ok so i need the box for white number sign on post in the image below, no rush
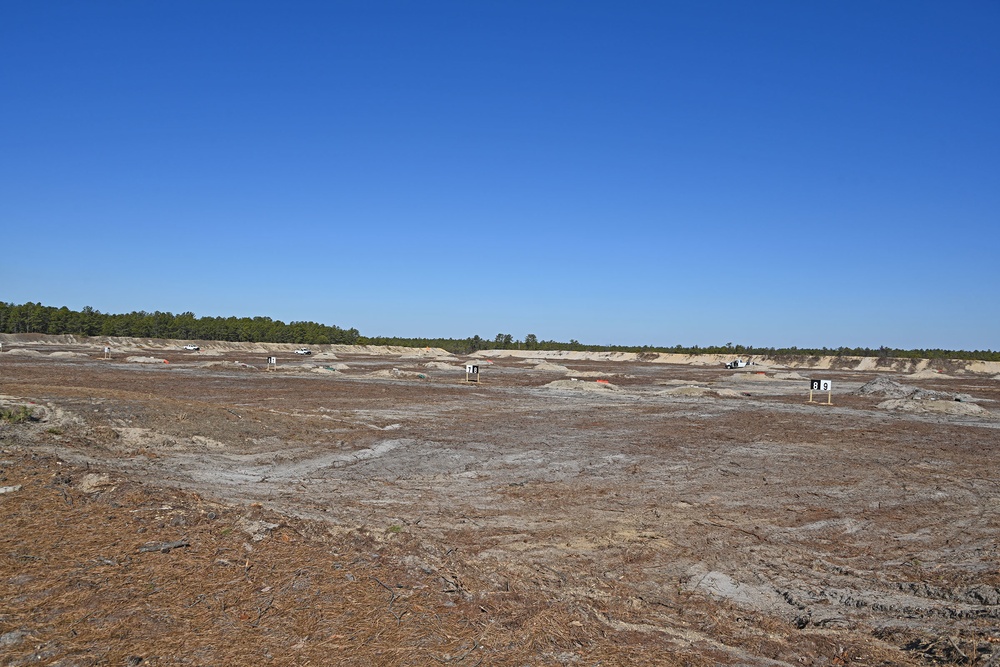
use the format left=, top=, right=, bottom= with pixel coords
left=808, top=379, right=833, bottom=404
left=465, top=364, right=480, bottom=383
left=267, top=356, right=277, bottom=371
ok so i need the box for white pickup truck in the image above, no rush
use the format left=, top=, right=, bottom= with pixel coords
left=725, top=359, right=752, bottom=369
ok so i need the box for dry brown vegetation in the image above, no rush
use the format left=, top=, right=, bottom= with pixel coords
left=1, top=337, right=999, bottom=665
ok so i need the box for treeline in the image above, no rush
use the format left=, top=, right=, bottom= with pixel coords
left=0, top=302, right=359, bottom=345
left=402, top=335, right=999, bottom=361
left=1, top=301, right=997, bottom=361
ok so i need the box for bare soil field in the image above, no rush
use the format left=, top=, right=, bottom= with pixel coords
left=2, top=336, right=999, bottom=665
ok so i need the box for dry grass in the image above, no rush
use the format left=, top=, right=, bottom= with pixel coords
left=4, top=346, right=1000, bottom=666
left=0, top=452, right=728, bottom=666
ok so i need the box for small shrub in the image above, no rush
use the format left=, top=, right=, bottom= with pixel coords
left=1, top=406, right=36, bottom=424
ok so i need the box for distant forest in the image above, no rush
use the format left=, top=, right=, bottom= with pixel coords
left=1, top=301, right=997, bottom=361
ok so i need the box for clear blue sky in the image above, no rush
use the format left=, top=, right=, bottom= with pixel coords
left=2, top=2, right=998, bottom=350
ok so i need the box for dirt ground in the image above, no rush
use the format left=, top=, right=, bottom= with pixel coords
left=2, top=338, right=999, bottom=666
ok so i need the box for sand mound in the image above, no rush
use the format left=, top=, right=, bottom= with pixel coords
left=198, top=361, right=235, bottom=368
left=195, top=361, right=258, bottom=371
left=278, top=363, right=349, bottom=374
left=660, top=386, right=744, bottom=398
left=280, top=363, right=316, bottom=373
left=909, top=369, right=955, bottom=379
left=877, top=399, right=994, bottom=418
left=126, top=356, right=168, bottom=364
left=311, top=367, right=343, bottom=375
left=367, top=369, right=426, bottom=379
left=661, top=386, right=713, bottom=397
left=726, top=372, right=776, bottom=382
left=49, top=351, right=90, bottom=359
left=320, top=362, right=350, bottom=371
left=534, top=362, right=571, bottom=373
left=424, top=362, right=461, bottom=370
left=855, top=377, right=975, bottom=402
left=4, top=349, right=42, bottom=357
left=543, top=379, right=619, bottom=392
left=772, top=371, right=807, bottom=381
left=855, top=377, right=913, bottom=398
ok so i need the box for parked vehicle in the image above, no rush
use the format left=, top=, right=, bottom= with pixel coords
left=725, top=359, right=751, bottom=369
left=294, top=348, right=312, bottom=355
left=183, top=344, right=200, bottom=351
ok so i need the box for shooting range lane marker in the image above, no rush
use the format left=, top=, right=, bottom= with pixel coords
left=807, top=379, right=833, bottom=405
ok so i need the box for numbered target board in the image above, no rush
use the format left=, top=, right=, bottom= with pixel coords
left=465, top=364, right=480, bottom=383
left=807, top=379, right=833, bottom=404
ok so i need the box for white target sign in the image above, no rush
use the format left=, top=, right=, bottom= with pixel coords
left=810, top=379, right=832, bottom=391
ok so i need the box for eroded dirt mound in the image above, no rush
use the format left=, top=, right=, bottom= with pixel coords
left=877, top=398, right=995, bottom=417
left=855, top=376, right=914, bottom=398
left=659, top=385, right=744, bottom=398
left=126, top=356, right=168, bottom=364
left=198, top=360, right=258, bottom=370
left=309, top=367, right=343, bottom=375
left=367, top=368, right=427, bottom=379
left=534, top=361, right=571, bottom=373
left=855, top=376, right=978, bottom=404
left=49, top=351, right=90, bottom=359
left=724, top=372, right=775, bottom=382
left=0, top=396, right=69, bottom=426
left=543, top=379, right=619, bottom=391
left=317, top=362, right=350, bottom=371
left=4, top=348, right=43, bottom=357
left=424, top=361, right=460, bottom=370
